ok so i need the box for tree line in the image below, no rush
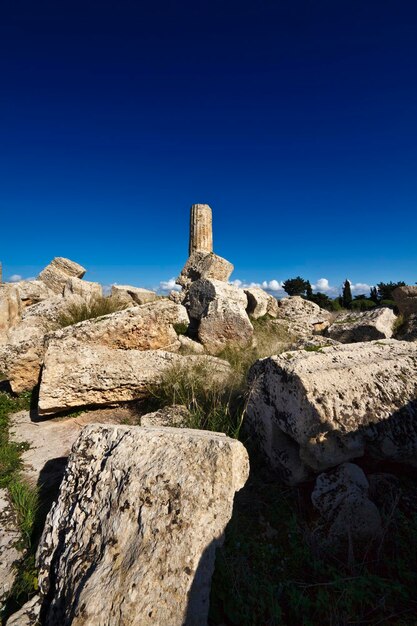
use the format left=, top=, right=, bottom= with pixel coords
left=281, top=277, right=407, bottom=312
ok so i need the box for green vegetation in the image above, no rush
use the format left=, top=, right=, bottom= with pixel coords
left=282, top=276, right=310, bottom=297
left=56, top=295, right=129, bottom=328
left=342, top=278, right=353, bottom=308
left=0, top=390, right=39, bottom=616
left=173, top=321, right=189, bottom=335
left=145, top=359, right=247, bottom=439
left=209, top=474, right=417, bottom=626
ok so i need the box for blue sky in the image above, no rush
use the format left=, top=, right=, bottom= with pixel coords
left=1, top=0, right=416, bottom=295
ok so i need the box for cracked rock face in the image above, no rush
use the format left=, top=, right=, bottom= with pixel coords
left=326, top=307, right=396, bottom=343
left=176, top=251, right=234, bottom=289
left=36, top=425, right=249, bottom=626
left=244, top=287, right=278, bottom=319
left=246, top=340, right=417, bottom=483
left=38, top=257, right=86, bottom=294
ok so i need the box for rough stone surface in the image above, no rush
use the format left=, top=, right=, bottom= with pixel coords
left=0, top=285, right=21, bottom=344
left=326, top=308, right=396, bottom=343
left=111, top=284, right=158, bottom=305
left=47, top=299, right=189, bottom=353
left=293, top=336, right=341, bottom=350
left=186, top=279, right=253, bottom=355
left=178, top=335, right=205, bottom=354
left=140, top=405, right=191, bottom=427
left=38, top=345, right=181, bottom=414
left=311, top=463, right=382, bottom=548
left=14, top=280, right=54, bottom=307
left=0, top=489, right=23, bottom=610
left=38, top=257, right=86, bottom=294
left=177, top=251, right=234, bottom=289
left=38, top=344, right=230, bottom=415
left=393, top=285, right=417, bottom=316
left=5, top=596, right=41, bottom=626
left=247, top=340, right=417, bottom=481
left=244, top=287, right=279, bottom=319
left=397, top=313, right=417, bottom=341
left=36, top=425, right=249, bottom=626
left=189, top=203, right=213, bottom=255
left=63, top=277, right=103, bottom=299
left=277, top=296, right=331, bottom=338
left=0, top=296, right=84, bottom=393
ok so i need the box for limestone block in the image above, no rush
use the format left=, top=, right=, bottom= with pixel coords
left=312, top=463, right=381, bottom=548
left=244, top=287, right=278, bottom=319
left=38, top=257, right=86, bottom=294
left=140, top=405, right=191, bottom=427
left=0, top=284, right=21, bottom=344
left=48, top=299, right=189, bottom=353
left=14, top=280, right=54, bottom=307
left=0, top=296, right=84, bottom=393
left=63, top=277, right=103, bottom=299
left=186, top=279, right=253, bottom=355
left=177, top=251, right=234, bottom=289
left=326, top=308, right=396, bottom=343
left=111, top=285, right=158, bottom=305
left=36, top=425, right=249, bottom=626
left=277, top=296, right=331, bottom=338
left=247, top=340, right=417, bottom=481
left=38, top=342, right=231, bottom=415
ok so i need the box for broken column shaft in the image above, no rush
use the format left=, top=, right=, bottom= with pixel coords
left=189, top=204, right=213, bottom=255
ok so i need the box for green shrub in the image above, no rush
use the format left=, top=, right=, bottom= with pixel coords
left=350, top=298, right=376, bottom=311
left=56, top=295, right=129, bottom=328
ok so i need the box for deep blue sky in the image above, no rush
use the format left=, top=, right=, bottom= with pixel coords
left=1, top=0, right=416, bottom=294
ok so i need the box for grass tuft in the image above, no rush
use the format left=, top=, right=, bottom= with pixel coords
left=56, top=295, right=129, bottom=328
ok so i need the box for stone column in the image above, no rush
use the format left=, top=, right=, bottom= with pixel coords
left=189, top=204, right=213, bottom=255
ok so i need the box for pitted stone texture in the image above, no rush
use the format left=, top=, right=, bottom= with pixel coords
left=140, top=405, right=191, bottom=427
left=177, top=251, right=234, bottom=289
left=187, top=279, right=253, bottom=355
left=0, top=489, right=23, bottom=610
left=244, top=287, right=279, bottom=319
left=0, top=284, right=21, bottom=344
left=393, top=285, right=417, bottom=317
left=63, top=277, right=103, bottom=299
left=38, top=257, right=86, bottom=294
left=311, top=463, right=382, bottom=548
left=326, top=308, right=396, bottom=343
left=179, top=335, right=205, bottom=354
left=38, top=343, right=231, bottom=415
left=47, top=299, right=189, bottom=353
left=189, top=203, right=213, bottom=255
left=14, top=280, right=55, bottom=307
left=38, top=345, right=181, bottom=414
left=111, top=285, right=158, bottom=305
left=0, top=295, right=84, bottom=393
left=277, top=296, right=331, bottom=338
left=36, top=425, right=249, bottom=626
left=247, top=340, right=417, bottom=481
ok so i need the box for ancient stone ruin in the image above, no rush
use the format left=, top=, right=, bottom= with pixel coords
left=189, top=203, right=213, bottom=255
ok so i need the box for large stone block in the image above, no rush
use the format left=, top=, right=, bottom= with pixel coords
left=36, top=425, right=249, bottom=626
left=247, top=340, right=417, bottom=483
left=38, top=257, right=86, bottom=294
left=326, top=307, right=396, bottom=343
left=186, top=279, right=253, bottom=355
left=177, top=251, right=234, bottom=289
left=244, top=287, right=278, bottom=319
left=48, top=299, right=189, bottom=352
left=111, top=284, right=158, bottom=305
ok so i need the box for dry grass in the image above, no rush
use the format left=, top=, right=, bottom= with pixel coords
left=56, top=295, right=129, bottom=328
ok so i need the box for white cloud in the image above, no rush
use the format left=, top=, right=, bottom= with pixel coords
left=158, top=278, right=181, bottom=293
left=8, top=274, right=23, bottom=282
left=313, top=278, right=332, bottom=292
left=349, top=282, right=371, bottom=295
